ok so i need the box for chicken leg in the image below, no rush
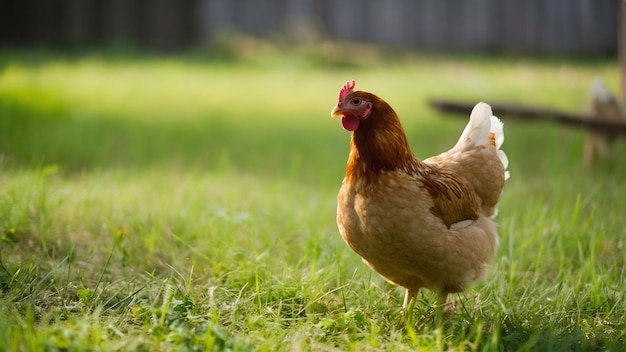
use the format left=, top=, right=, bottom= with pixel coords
left=403, top=288, right=419, bottom=309
left=437, top=291, right=456, bottom=314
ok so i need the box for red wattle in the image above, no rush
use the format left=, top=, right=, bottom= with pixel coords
left=341, top=116, right=360, bottom=131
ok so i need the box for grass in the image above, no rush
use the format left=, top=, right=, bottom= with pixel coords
left=1, top=47, right=625, bottom=351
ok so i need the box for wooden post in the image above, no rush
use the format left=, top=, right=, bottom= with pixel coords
left=621, top=0, right=626, bottom=104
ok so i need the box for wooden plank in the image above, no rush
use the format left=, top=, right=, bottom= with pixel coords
left=429, top=99, right=626, bottom=134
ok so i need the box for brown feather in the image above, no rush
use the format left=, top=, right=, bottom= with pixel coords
left=417, top=164, right=480, bottom=228
left=346, top=92, right=414, bottom=182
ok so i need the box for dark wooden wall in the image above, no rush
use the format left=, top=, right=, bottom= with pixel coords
left=0, top=0, right=618, bottom=54
left=0, top=0, right=200, bottom=51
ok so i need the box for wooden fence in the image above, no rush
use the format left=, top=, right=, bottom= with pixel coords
left=0, top=0, right=619, bottom=54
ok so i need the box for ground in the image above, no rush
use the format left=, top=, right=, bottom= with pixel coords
left=0, top=48, right=624, bottom=351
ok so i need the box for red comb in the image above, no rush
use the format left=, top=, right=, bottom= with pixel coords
left=338, top=80, right=355, bottom=102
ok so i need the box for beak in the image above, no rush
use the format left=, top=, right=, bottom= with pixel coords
left=331, top=104, right=343, bottom=118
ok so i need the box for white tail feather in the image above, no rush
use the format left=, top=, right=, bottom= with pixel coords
left=490, top=115, right=504, bottom=149
left=455, top=102, right=493, bottom=151
left=456, top=102, right=509, bottom=180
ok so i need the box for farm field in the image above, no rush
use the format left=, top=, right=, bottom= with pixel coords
left=0, top=49, right=624, bottom=351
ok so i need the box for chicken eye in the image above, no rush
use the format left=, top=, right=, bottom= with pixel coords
left=352, top=98, right=361, bottom=105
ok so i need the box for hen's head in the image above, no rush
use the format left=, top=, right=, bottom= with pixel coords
left=331, top=80, right=379, bottom=131
left=331, top=80, right=413, bottom=174
left=331, top=80, right=400, bottom=132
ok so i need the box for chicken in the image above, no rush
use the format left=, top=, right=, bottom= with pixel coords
left=331, top=80, right=509, bottom=311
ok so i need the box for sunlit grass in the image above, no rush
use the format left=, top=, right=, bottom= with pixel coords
left=0, top=49, right=624, bottom=350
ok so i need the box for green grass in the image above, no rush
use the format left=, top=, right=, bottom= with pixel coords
left=1, top=48, right=625, bottom=351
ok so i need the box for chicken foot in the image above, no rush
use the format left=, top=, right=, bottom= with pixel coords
left=403, top=288, right=457, bottom=313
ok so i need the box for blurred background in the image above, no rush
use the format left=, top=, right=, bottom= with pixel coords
left=0, top=0, right=623, bottom=180
left=0, top=0, right=619, bottom=55
left=1, top=3, right=625, bottom=350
